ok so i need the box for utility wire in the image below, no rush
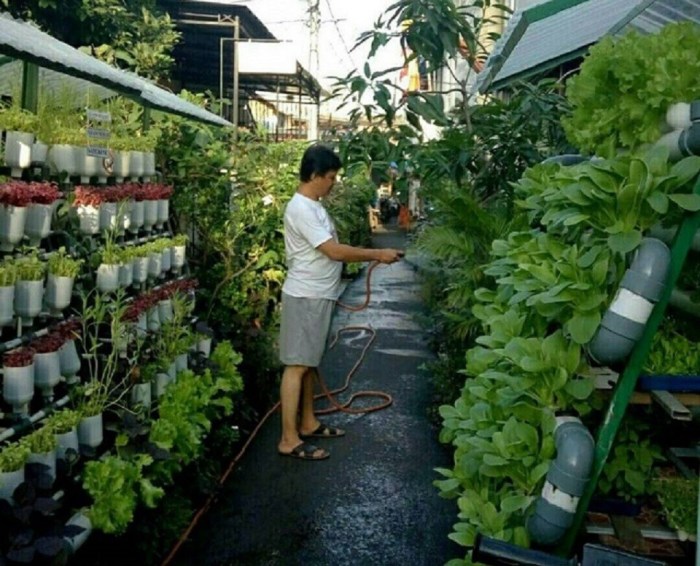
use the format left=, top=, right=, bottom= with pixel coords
left=323, top=0, right=358, bottom=72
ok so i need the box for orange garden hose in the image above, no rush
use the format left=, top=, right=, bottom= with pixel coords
left=161, top=261, right=392, bottom=565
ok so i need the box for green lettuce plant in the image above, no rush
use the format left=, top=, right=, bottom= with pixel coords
left=563, top=22, right=700, bottom=157
left=15, top=253, right=45, bottom=282
left=45, top=409, right=82, bottom=434
left=22, top=426, right=57, bottom=454
left=47, top=247, right=83, bottom=278
left=0, top=259, right=17, bottom=286
left=0, top=441, right=30, bottom=473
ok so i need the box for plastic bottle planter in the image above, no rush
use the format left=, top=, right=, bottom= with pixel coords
left=588, top=238, right=671, bottom=365
left=58, top=339, right=81, bottom=384
left=156, top=199, right=169, bottom=229
left=27, top=449, right=56, bottom=487
left=175, top=352, right=188, bottom=373
left=77, top=147, right=100, bottom=184
left=143, top=152, right=156, bottom=181
left=120, top=200, right=133, bottom=233
left=0, top=203, right=28, bottom=251
left=45, top=274, right=74, bottom=315
left=0, top=284, right=15, bottom=327
left=158, top=299, right=173, bottom=323
left=55, top=427, right=79, bottom=462
left=147, top=307, right=160, bottom=333
left=96, top=263, right=120, bottom=293
left=197, top=336, right=212, bottom=358
left=130, top=382, right=151, bottom=409
left=161, top=247, right=172, bottom=273
left=14, top=279, right=44, bottom=326
left=527, top=417, right=595, bottom=545
left=3, top=362, right=35, bottom=414
left=143, top=200, right=158, bottom=232
left=77, top=413, right=103, bottom=454
left=118, top=261, right=134, bottom=288
left=77, top=204, right=100, bottom=235
left=25, top=202, right=55, bottom=247
left=112, top=150, right=132, bottom=182
left=132, top=257, right=149, bottom=287
left=167, top=361, right=177, bottom=381
left=0, top=467, right=25, bottom=501
left=136, top=312, right=148, bottom=338
left=152, top=371, right=171, bottom=398
left=34, top=350, right=61, bottom=401
left=148, top=252, right=162, bottom=279
left=130, top=200, right=144, bottom=234
left=171, top=245, right=186, bottom=273
left=130, top=151, right=145, bottom=179
left=65, top=511, right=92, bottom=553
left=31, top=140, right=48, bottom=165
left=99, top=202, right=118, bottom=232
left=4, top=131, right=34, bottom=177
left=48, top=144, right=78, bottom=177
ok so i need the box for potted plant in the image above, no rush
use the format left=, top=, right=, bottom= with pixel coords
left=0, top=180, right=30, bottom=251
left=155, top=184, right=173, bottom=229
left=22, top=425, right=58, bottom=487
left=73, top=186, right=102, bottom=235
left=157, top=238, right=172, bottom=273
left=171, top=234, right=188, bottom=273
left=95, top=238, right=121, bottom=293
left=128, top=182, right=145, bottom=234
left=45, top=409, right=81, bottom=463
left=14, top=252, right=45, bottom=326
left=0, top=105, right=37, bottom=177
left=117, top=246, right=135, bottom=289
left=0, top=441, right=30, bottom=502
left=146, top=241, right=162, bottom=279
left=2, top=347, right=35, bottom=414
left=129, top=364, right=153, bottom=409
left=0, top=258, right=16, bottom=328
left=110, top=136, right=132, bottom=182
left=140, top=184, right=159, bottom=232
left=44, top=122, right=83, bottom=178
left=31, top=332, right=64, bottom=402
left=56, top=319, right=82, bottom=384
left=45, top=247, right=82, bottom=314
left=24, top=181, right=62, bottom=246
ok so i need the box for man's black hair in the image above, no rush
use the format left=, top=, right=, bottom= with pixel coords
left=299, top=144, right=342, bottom=182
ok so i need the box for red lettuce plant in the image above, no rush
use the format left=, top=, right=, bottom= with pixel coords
left=0, top=181, right=32, bottom=207
left=122, top=292, right=159, bottom=322
left=27, top=181, right=62, bottom=205
left=32, top=332, right=65, bottom=353
left=54, top=318, right=81, bottom=341
left=3, top=347, right=35, bottom=367
left=73, top=186, right=103, bottom=207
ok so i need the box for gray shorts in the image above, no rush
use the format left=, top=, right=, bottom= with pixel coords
left=279, top=293, right=335, bottom=367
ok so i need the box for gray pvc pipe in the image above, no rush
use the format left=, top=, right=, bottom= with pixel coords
left=648, top=224, right=700, bottom=253
left=656, top=122, right=700, bottom=161
left=528, top=417, right=595, bottom=545
left=588, top=238, right=670, bottom=365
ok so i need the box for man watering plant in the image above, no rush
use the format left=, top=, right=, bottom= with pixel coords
left=277, top=144, right=402, bottom=461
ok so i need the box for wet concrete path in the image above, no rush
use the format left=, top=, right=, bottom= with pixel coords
left=173, top=226, right=460, bottom=566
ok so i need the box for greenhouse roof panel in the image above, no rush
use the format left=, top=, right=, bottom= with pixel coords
left=476, top=0, right=700, bottom=93
left=0, top=14, right=232, bottom=127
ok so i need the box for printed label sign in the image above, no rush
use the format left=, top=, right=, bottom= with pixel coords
left=87, top=127, right=111, bottom=140
left=86, top=147, right=110, bottom=158
left=86, top=109, right=112, bottom=123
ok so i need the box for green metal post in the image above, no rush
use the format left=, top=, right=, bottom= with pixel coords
left=560, top=174, right=700, bottom=555
left=21, top=61, right=39, bottom=113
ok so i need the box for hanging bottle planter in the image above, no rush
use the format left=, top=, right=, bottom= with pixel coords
left=96, top=263, right=120, bottom=293
left=55, top=426, right=79, bottom=463
left=31, top=140, right=48, bottom=165
left=118, top=259, right=134, bottom=288
left=25, top=428, right=57, bottom=488
left=132, top=254, right=149, bottom=286
left=147, top=306, right=160, bottom=333
left=45, top=247, right=81, bottom=315
left=156, top=198, right=169, bottom=229
left=0, top=442, right=28, bottom=502
left=130, top=197, right=145, bottom=234
left=99, top=200, right=118, bottom=232
left=130, top=381, right=152, bottom=408
left=2, top=347, right=35, bottom=415
left=77, top=412, right=103, bottom=454
left=175, top=352, right=188, bottom=373
left=5, top=131, right=35, bottom=178
left=58, top=338, right=81, bottom=384
left=25, top=203, right=53, bottom=246
left=130, top=150, right=145, bottom=179
left=73, top=187, right=102, bottom=235
left=161, top=246, right=172, bottom=273
left=148, top=250, right=162, bottom=279
left=76, top=147, right=100, bottom=184
left=47, top=144, right=78, bottom=177
left=0, top=259, right=16, bottom=328
left=112, top=150, right=131, bottom=182
left=158, top=298, right=173, bottom=323
left=143, top=199, right=158, bottom=232
left=0, top=180, right=30, bottom=251
left=32, top=335, right=63, bottom=401
left=143, top=151, right=156, bottom=181
left=14, top=254, right=46, bottom=327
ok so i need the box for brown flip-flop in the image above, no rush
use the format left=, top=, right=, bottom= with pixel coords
left=300, top=424, right=346, bottom=439
left=278, top=442, right=329, bottom=461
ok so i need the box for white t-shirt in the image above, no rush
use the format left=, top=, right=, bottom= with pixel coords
left=282, top=192, right=342, bottom=299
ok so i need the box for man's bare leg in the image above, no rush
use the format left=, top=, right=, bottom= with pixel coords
left=278, top=365, right=326, bottom=457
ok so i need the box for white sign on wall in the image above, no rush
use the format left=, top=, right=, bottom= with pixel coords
left=237, top=42, right=297, bottom=75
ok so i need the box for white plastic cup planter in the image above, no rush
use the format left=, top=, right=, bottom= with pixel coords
left=130, top=151, right=145, bottom=179
left=33, top=350, right=61, bottom=400
left=132, top=257, right=149, bottom=286
left=147, top=307, right=160, bottom=332
left=143, top=200, right=158, bottom=231
left=143, top=152, right=156, bottom=178
left=55, top=427, right=79, bottom=462
left=175, top=352, right=188, bottom=373
left=120, top=200, right=133, bottom=232
left=48, top=144, right=78, bottom=177
left=118, top=261, right=134, bottom=288
left=158, top=299, right=173, bottom=323
left=0, top=468, right=25, bottom=502
left=77, top=204, right=100, bottom=235
left=161, top=247, right=172, bottom=272
left=77, top=147, right=100, bottom=184
left=25, top=203, right=53, bottom=246
left=27, top=449, right=56, bottom=487
left=58, top=339, right=81, bottom=384
left=77, top=413, right=103, bottom=453
left=99, top=202, right=118, bottom=231
left=96, top=263, right=120, bottom=293
left=65, top=511, right=92, bottom=553
left=171, top=245, right=186, bottom=273
left=156, top=199, right=169, bottom=229
left=112, top=151, right=131, bottom=182
left=45, top=274, right=74, bottom=314
left=136, top=312, right=148, bottom=338
left=5, top=131, right=34, bottom=177
left=31, top=141, right=48, bottom=165
left=131, top=383, right=152, bottom=409
left=197, top=337, right=212, bottom=358
left=0, top=204, right=28, bottom=251
left=148, top=252, right=162, bottom=278
left=152, top=371, right=170, bottom=398
left=167, top=361, right=177, bottom=381
left=3, top=363, right=34, bottom=414
left=0, top=285, right=15, bottom=327
left=14, top=279, right=44, bottom=325
left=130, top=200, right=144, bottom=233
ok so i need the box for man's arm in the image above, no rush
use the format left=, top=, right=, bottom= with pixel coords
left=317, top=240, right=403, bottom=264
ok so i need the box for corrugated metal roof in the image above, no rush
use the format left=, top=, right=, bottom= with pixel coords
left=476, top=0, right=700, bottom=93
left=0, top=13, right=232, bottom=127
